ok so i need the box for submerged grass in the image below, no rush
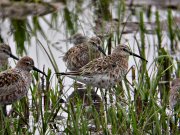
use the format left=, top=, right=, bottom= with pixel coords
left=0, top=0, right=180, bottom=135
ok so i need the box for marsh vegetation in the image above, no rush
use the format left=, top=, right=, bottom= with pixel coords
left=0, top=0, right=180, bottom=134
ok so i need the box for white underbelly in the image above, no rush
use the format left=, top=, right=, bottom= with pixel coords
left=68, top=74, right=118, bottom=89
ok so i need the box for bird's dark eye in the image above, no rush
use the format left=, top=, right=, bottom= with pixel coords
left=2, top=49, right=6, bottom=52
left=25, top=62, right=31, bottom=65
left=123, top=48, right=127, bottom=51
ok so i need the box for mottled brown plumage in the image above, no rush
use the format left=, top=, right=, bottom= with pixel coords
left=0, top=43, right=19, bottom=71
left=0, top=56, right=46, bottom=105
left=63, top=36, right=106, bottom=71
left=59, top=45, right=147, bottom=88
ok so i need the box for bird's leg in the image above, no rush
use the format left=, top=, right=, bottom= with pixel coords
left=86, top=85, right=93, bottom=106
left=2, top=105, right=7, bottom=117
left=93, top=87, right=99, bottom=103
left=104, top=89, right=108, bottom=113
left=103, top=89, right=108, bottom=128
left=99, top=88, right=107, bottom=112
left=105, top=90, right=107, bottom=104
left=109, top=89, right=113, bottom=104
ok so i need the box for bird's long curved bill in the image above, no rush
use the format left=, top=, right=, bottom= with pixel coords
left=9, top=53, right=19, bottom=60
left=97, top=46, right=106, bottom=56
left=33, top=66, right=47, bottom=77
left=129, top=51, right=148, bottom=62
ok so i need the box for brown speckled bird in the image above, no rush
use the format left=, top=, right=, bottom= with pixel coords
left=63, top=36, right=106, bottom=71
left=64, top=33, right=88, bottom=45
left=170, top=78, right=180, bottom=109
left=0, top=56, right=46, bottom=105
left=58, top=45, right=147, bottom=89
left=0, top=43, right=19, bottom=71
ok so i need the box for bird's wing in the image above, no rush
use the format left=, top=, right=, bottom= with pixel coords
left=79, top=55, right=116, bottom=75
left=63, top=44, right=88, bottom=62
left=0, top=70, right=25, bottom=96
left=60, top=55, right=117, bottom=76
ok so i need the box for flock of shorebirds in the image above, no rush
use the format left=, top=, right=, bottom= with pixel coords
left=0, top=32, right=179, bottom=114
